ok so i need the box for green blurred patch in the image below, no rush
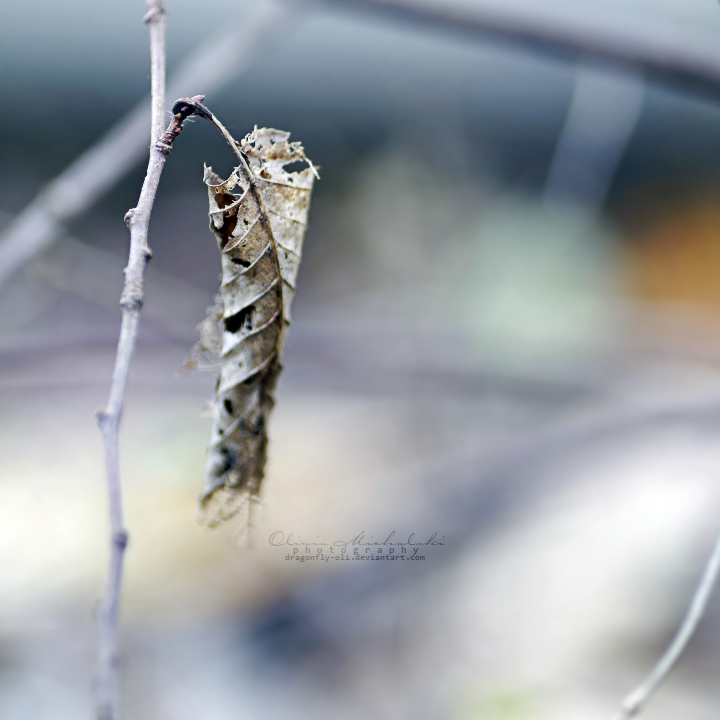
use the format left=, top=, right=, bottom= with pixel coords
left=452, top=685, right=547, bottom=720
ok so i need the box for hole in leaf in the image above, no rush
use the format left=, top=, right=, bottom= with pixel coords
left=218, top=447, right=237, bottom=475
left=215, top=191, right=238, bottom=209
left=224, top=399, right=234, bottom=414
left=250, top=414, right=265, bottom=434
left=224, top=305, right=254, bottom=333
left=219, top=213, right=237, bottom=246
left=231, top=257, right=251, bottom=267
left=282, top=160, right=309, bottom=174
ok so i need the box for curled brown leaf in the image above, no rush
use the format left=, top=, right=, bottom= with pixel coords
left=199, top=127, right=316, bottom=526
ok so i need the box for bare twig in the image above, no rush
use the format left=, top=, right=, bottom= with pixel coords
left=94, top=3, right=167, bottom=718
left=611, top=524, right=720, bottom=720
left=92, top=88, right=235, bottom=720
left=0, top=0, right=293, bottom=291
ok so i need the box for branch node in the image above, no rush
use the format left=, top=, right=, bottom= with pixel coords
left=143, top=7, right=165, bottom=25
left=154, top=139, right=173, bottom=156
left=112, top=530, right=129, bottom=551
left=171, top=96, right=212, bottom=119
left=120, top=293, right=144, bottom=311
left=124, top=209, right=136, bottom=226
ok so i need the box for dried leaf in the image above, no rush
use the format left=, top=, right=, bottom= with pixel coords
left=199, top=127, right=317, bottom=526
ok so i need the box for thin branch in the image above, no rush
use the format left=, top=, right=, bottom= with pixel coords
left=146, top=4, right=167, bottom=146
left=320, top=0, right=720, bottom=95
left=611, top=525, right=720, bottom=720
left=91, top=91, right=232, bottom=720
left=94, top=3, right=167, bottom=718
left=0, top=0, right=293, bottom=292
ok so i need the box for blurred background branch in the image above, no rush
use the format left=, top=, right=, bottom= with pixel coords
left=0, top=0, right=293, bottom=291
left=543, top=65, right=644, bottom=212
left=3, top=1, right=720, bottom=719
left=2, top=0, right=720, bottom=292
left=323, top=0, right=720, bottom=93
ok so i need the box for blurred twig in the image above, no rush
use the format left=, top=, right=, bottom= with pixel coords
left=323, top=0, right=720, bottom=93
left=0, top=0, right=293, bottom=292
left=32, top=235, right=207, bottom=341
left=544, top=64, right=644, bottom=211
left=611, top=525, right=720, bottom=720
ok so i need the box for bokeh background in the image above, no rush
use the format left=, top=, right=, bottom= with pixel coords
left=4, top=0, right=720, bottom=718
